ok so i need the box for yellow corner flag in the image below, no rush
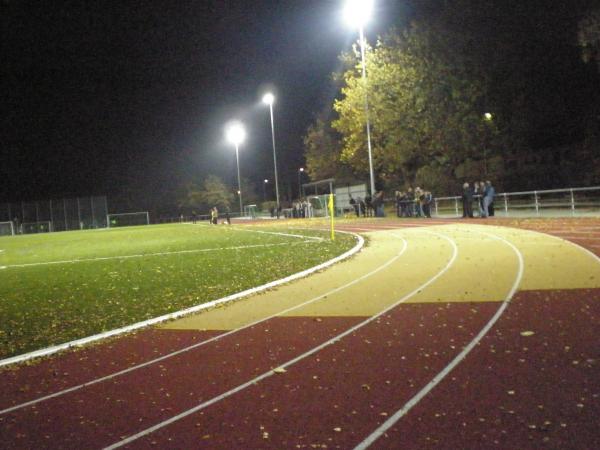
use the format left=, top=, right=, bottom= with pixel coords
left=328, top=193, right=335, bottom=241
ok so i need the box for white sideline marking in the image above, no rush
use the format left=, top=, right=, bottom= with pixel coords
left=102, top=231, right=457, bottom=449
left=0, top=231, right=362, bottom=369
left=353, top=228, right=525, bottom=449
left=1, top=241, right=317, bottom=270
left=236, top=228, right=324, bottom=241
left=0, top=233, right=404, bottom=415
left=193, top=222, right=324, bottom=242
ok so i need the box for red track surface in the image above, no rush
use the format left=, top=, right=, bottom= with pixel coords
left=1, top=217, right=599, bottom=449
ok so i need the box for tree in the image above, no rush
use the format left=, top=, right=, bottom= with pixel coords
left=333, top=25, right=496, bottom=190
left=183, top=175, right=233, bottom=213
left=303, top=113, right=356, bottom=183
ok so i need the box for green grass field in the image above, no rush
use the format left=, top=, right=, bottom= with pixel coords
left=0, top=223, right=356, bottom=359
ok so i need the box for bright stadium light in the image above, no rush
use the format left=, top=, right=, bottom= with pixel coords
left=262, top=91, right=280, bottom=212
left=225, top=121, right=246, bottom=214
left=262, top=92, right=275, bottom=106
left=343, top=0, right=374, bottom=29
left=226, top=121, right=246, bottom=146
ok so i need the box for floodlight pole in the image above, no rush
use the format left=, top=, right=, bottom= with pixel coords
left=358, top=26, right=376, bottom=197
left=235, top=143, right=243, bottom=214
left=263, top=179, right=268, bottom=202
left=267, top=102, right=281, bottom=210
left=298, top=168, right=304, bottom=198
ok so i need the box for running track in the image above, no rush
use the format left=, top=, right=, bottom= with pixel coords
left=1, top=217, right=599, bottom=449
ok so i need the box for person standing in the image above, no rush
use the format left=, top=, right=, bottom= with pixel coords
left=415, top=187, right=424, bottom=217
left=374, top=190, right=385, bottom=217
left=423, top=191, right=433, bottom=218
left=358, top=197, right=366, bottom=217
left=484, top=180, right=495, bottom=218
left=349, top=195, right=359, bottom=217
left=462, top=182, right=473, bottom=218
left=395, top=191, right=402, bottom=217
left=364, top=194, right=373, bottom=217
left=477, top=181, right=486, bottom=217
left=406, top=188, right=414, bottom=217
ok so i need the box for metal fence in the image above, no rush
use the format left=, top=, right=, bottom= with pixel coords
left=0, top=196, right=108, bottom=233
left=433, top=186, right=600, bottom=218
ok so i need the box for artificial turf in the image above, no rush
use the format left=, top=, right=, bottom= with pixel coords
left=0, top=223, right=356, bottom=359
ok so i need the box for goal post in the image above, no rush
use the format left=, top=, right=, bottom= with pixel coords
left=21, top=221, right=52, bottom=234
left=0, top=221, right=15, bottom=236
left=107, top=212, right=150, bottom=228
left=243, top=204, right=258, bottom=219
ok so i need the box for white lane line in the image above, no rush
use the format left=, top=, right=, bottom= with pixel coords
left=0, top=231, right=362, bottom=369
left=353, top=228, right=525, bottom=450
left=0, top=231, right=384, bottom=413
left=1, top=241, right=317, bottom=270
left=102, top=231, right=457, bottom=450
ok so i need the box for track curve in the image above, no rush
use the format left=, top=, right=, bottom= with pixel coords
left=1, top=219, right=599, bottom=449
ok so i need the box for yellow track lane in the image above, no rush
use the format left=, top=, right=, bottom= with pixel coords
left=162, top=224, right=600, bottom=331
left=161, top=229, right=409, bottom=330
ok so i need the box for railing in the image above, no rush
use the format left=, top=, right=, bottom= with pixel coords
left=433, top=186, right=600, bottom=218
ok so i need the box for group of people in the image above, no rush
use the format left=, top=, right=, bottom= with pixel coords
left=462, top=180, right=496, bottom=218
left=207, top=206, right=230, bottom=225
left=349, top=195, right=369, bottom=217
left=291, top=199, right=312, bottom=218
left=395, top=187, right=433, bottom=218
left=349, top=191, right=385, bottom=218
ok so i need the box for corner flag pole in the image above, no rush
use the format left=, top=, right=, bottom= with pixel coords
left=328, top=193, right=335, bottom=241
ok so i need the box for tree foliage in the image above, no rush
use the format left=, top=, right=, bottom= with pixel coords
left=184, top=175, right=233, bottom=213
left=332, top=25, right=496, bottom=190
left=303, top=113, right=356, bottom=183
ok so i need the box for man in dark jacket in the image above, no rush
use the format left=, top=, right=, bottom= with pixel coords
left=462, top=182, right=473, bottom=218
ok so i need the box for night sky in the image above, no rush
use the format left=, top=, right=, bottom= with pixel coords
left=2, top=0, right=404, bottom=206
left=2, top=1, right=597, bottom=209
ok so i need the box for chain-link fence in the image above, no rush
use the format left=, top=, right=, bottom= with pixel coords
left=0, top=196, right=108, bottom=233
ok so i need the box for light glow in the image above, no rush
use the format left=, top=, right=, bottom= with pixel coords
left=343, top=0, right=374, bottom=29
left=225, top=122, right=246, bottom=146
left=262, top=92, right=275, bottom=105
